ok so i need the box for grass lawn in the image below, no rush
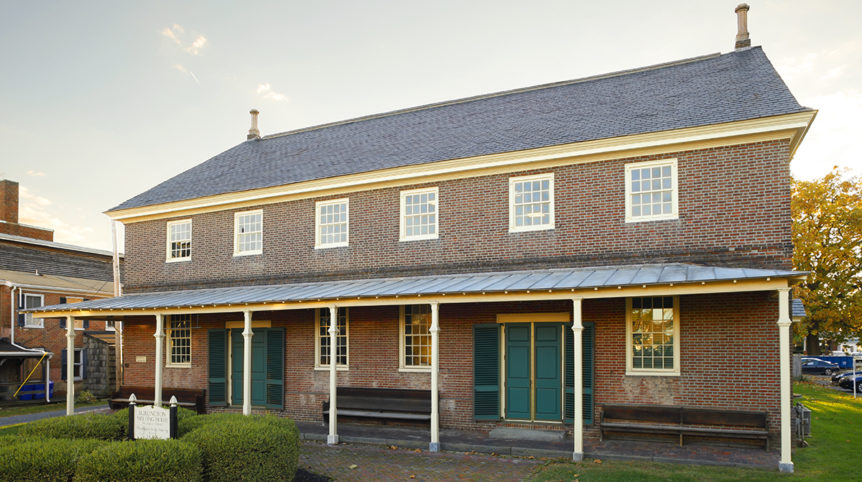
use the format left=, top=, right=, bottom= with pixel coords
left=0, top=400, right=107, bottom=418
left=529, top=382, right=861, bottom=481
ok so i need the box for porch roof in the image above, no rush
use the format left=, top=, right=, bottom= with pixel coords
left=26, top=263, right=802, bottom=316
left=0, top=339, right=48, bottom=358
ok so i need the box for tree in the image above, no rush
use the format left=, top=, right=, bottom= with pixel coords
left=792, top=167, right=862, bottom=355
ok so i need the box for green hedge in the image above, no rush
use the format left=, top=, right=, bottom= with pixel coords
left=75, top=439, right=202, bottom=482
left=183, top=414, right=300, bottom=481
left=0, top=438, right=106, bottom=481
left=18, top=412, right=124, bottom=440
left=178, top=412, right=248, bottom=436
left=113, top=405, right=198, bottom=438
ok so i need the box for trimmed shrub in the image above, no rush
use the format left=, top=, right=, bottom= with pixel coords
left=75, top=439, right=202, bottom=482
left=0, top=438, right=106, bottom=481
left=76, top=390, right=98, bottom=403
left=183, top=414, right=300, bottom=481
left=114, top=405, right=198, bottom=438
left=179, top=412, right=248, bottom=437
left=18, top=412, right=124, bottom=440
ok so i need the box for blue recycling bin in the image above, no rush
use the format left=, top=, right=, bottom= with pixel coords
left=17, top=381, right=54, bottom=401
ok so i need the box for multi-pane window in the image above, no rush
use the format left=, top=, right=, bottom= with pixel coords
left=628, top=297, right=679, bottom=374
left=400, top=188, right=438, bottom=241
left=23, top=294, right=43, bottom=328
left=625, top=159, right=678, bottom=222
left=234, top=210, right=263, bottom=255
left=509, top=173, right=554, bottom=232
left=402, top=305, right=432, bottom=368
left=166, top=219, right=192, bottom=261
left=315, top=199, right=349, bottom=248
left=73, top=348, right=84, bottom=380
left=167, top=314, right=191, bottom=366
left=317, top=308, right=348, bottom=367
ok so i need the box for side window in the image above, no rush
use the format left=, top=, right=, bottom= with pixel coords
left=315, top=199, right=349, bottom=249
left=400, top=188, right=438, bottom=241
left=625, top=159, right=678, bottom=222
left=234, top=210, right=263, bottom=256
left=626, top=296, right=680, bottom=376
left=23, top=294, right=44, bottom=328
left=166, top=219, right=192, bottom=261
left=316, top=308, right=348, bottom=367
left=509, top=173, right=554, bottom=232
left=400, top=305, right=432, bottom=370
left=166, top=314, right=192, bottom=367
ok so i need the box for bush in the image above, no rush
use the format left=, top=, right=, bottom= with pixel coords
left=76, top=390, right=98, bottom=404
left=75, top=439, right=202, bottom=482
left=0, top=438, right=106, bottom=481
left=114, top=405, right=198, bottom=438
left=18, top=412, right=124, bottom=440
left=179, top=412, right=248, bottom=437
left=183, top=414, right=300, bottom=481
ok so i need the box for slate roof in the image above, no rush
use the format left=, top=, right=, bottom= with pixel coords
left=112, top=47, right=809, bottom=212
left=0, top=235, right=115, bottom=283
left=27, top=263, right=802, bottom=313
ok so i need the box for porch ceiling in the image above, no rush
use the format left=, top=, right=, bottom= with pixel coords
left=25, top=263, right=803, bottom=318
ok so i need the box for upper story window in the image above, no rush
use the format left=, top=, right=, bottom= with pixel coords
left=316, top=308, right=348, bottom=368
left=234, top=210, right=263, bottom=256
left=626, top=296, right=680, bottom=376
left=400, top=187, right=438, bottom=241
left=23, top=293, right=44, bottom=328
left=315, top=199, right=349, bottom=249
left=167, top=314, right=192, bottom=367
left=400, top=305, right=432, bottom=370
left=509, top=173, right=554, bottom=232
left=166, top=219, right=192, bottom=262
left=625, top=159, right=678, bottom=222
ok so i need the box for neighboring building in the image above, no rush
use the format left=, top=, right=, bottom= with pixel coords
left=0, top=179, right=118, bottom=400
left=28, top=8, right=814, bottom=472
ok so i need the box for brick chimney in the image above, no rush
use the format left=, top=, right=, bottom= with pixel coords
left=247, top=109, right=261, bottom=140
left=0, top=179, right=53, bottom=241
left=735, top=4, right=751, bottom=49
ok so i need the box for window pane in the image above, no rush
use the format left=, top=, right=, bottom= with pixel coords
left=631, top=297, right=674, bottom=371
left=402, top=191, right=437, bottom=239
left=511, top=176, right=552, bottom=229
left=404, top=305, right=431, bottom=367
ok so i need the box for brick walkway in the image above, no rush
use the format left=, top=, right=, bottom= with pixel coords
left=300, top=440, right=543, bottom=481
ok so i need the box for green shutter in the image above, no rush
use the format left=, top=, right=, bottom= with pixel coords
left=265, top=328, right=284, bottom=409
left=473, top=324, right=500, bottom=420
left=208, top=329, right=227, bottom=407
left=565, top=322, right=594, bottom=425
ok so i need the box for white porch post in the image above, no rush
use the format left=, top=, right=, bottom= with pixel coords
left=777, top=287, right=794, bottom=473
left=571, top=297, right=584, bottom=461
left=242, top=310, right=253, bottom=416
left=154, top=314, right=165, bottom=408
left=65, top=315, right=75, bottom=415
left=327, top=305, right=339, bottom=445
left=429, top=302, right=440, bottom=452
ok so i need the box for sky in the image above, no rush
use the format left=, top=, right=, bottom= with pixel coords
left=0, top=0, right=859, bottom=251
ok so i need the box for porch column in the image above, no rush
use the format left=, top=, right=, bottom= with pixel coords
left=571, top=297, right=584, bottom=462
left=242, top=310, right=253, bottom=416
left=429, top=302, right=440, bottom=452
left=65, top=315, right=75, bottom=415
left=154, top=314, right=165, bottom=408
left=327, top=305, right=339, bottom=445
left=777, top=287, right=794, bottom=473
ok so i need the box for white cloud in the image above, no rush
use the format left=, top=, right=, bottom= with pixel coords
left=174, top=64, right=200, bottom=84
left=161, top=24, right=207, bottom=56
left=186, top=35, right=207, bottom=55
left=25, top=169, right=45, bottom=177
left=256, top=83, right=288, bottom=102
left=20, top=186, right=51, bottom=206
left=18, top=187, right=96, bottom=247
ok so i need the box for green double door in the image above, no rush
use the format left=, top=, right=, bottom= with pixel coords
left=506, top=324, right=562, bottom=421
left=230, top=328, right=267, bottom=407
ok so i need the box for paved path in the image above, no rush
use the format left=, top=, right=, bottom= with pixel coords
left=0, top=404, right=110, bottom=427
left=300, top=440, right=543, bottom=481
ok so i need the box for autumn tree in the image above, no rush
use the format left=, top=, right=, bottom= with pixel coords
left=792, top=167, right=862, bottom=355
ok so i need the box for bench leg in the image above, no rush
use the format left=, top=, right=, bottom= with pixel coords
left=679, top=433, right=683, bottom=447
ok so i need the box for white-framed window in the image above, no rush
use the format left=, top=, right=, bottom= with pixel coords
left=400, top=305, right=432, bottom=370
left=167, top=314, right=192, bottom=367
left=315, top=199, right=349, bottom=249
left=166, top=219, right=192, bottom=262
left=234, top=210, right=263, bottom=256
left=624, top=159, right=678, bottom=222
left=509, top=173, right=554, bottom=232
left=105, top=320, right=117, bottom=331
left=22, top=293, right=44, bottom=328
left=315, top=308, right=348, bottom=368
left=400, top=187, right=438, bottom=241
left=72, top=348, right=84, bottom=381
left=626, top=296, right=680, bottom=376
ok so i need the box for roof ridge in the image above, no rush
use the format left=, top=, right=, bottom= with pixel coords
left=261, top=51, right=724, bottom=141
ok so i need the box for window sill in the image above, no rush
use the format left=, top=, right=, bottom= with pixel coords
left=399, top=235, right=439, bottom=242
left=315, top=243, right=349, bottom=250
left=166, top=364, right=192, bottom=369
left=624, top=214, right=679, bottom=223
left=314, top=366, right=349, bottom=371
left=166, top=257, right=191, bottom=263
left=509, top=224, right=554, bottom=233
left=625, top=370, right=680, bottom=377
left=398, top=367, right=431, bottom=373
left=22, top=325, right=44, bottom=329
left=233, top=250, right=262, bottom=257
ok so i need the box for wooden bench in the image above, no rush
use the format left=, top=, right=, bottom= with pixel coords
left=322, top=387, right=432, bottom=423
left=600, top=405, right=769, bottom=449
left=109, top=386, right=207, bottom=414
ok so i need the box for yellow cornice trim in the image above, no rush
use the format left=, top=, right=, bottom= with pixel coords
left=107, top=111, right=815, bottom=224
left=225, top=320, right=271, bottom=329
left=32, top=278, right=790, bottom=318
left=497, top=312, right=570, bottom=323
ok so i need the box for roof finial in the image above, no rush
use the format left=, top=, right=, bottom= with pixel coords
left=247, top=109, right=260, bottom=140
left=735, top=4, right=751, bottom=49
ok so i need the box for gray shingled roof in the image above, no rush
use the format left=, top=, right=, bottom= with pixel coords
left=28, top=263, right=801, bottom=313
left=112, top=47, right=808, bottom=212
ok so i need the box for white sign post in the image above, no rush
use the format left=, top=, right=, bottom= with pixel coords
left=128, top=394, right=178, bottom=440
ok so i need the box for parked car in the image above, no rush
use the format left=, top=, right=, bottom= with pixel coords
left=838, top=373, right=862, bottom=393
left=801, top=358, right=840, bottom=375
left=832, top=370, right=858, bottom=385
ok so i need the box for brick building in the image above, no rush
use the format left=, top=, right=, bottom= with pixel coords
left=28, top=9, right=815, bottom=473
left=0, top=179, right=118, bottom=400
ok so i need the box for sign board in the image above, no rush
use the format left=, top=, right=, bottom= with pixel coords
left=134, top=405, right=171, bottom=440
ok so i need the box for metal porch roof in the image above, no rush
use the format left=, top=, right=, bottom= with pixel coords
left=26, top=263, right=802, bottom=314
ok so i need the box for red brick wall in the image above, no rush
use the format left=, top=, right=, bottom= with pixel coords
left=120, top=293, right=781, bottom=436
left=123, top=140, right=792, bottom=292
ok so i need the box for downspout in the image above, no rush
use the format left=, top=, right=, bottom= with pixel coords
left=112, top=220, right=123, bottom=389
left=9, top=284, right=16, bottom=345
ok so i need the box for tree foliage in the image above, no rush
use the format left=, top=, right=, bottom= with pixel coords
left=792, top=167, right=862, bottom=353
